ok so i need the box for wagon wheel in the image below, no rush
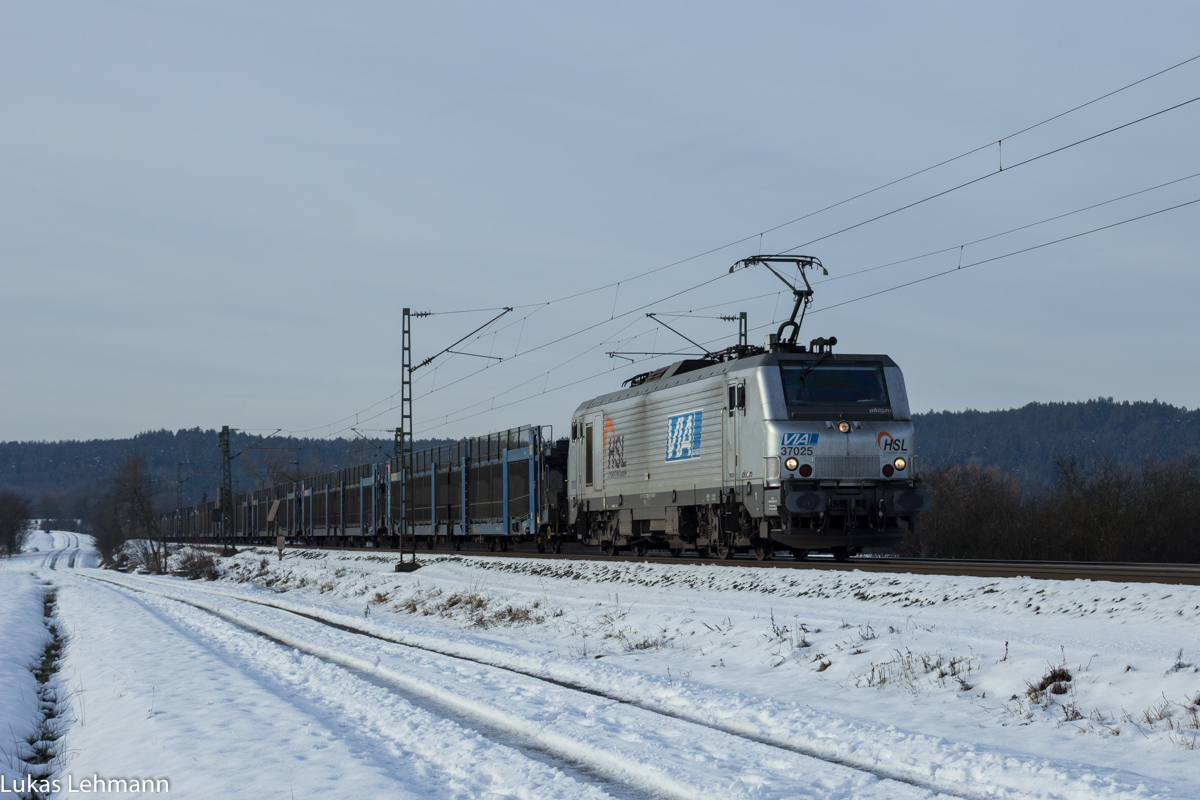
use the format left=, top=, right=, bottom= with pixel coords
left=536, top=537, right=546, bottom=554
left=451, top=536, right=462, bottom=552
left=790, top=548, right=808, bottom=560
left=631, top=541, right=647, bottom=557
left=716, top=545, right=736, bottom=560
left=550, top=537, right=563, bottom=554
left=602, top=541, right=619, bottom=557
left=694, top=546, right=710, bottom=558
left=753, top=543, right=774, bottom=561
left=499, top=539, right=509, bottom=552
left=831, top=546, right=851, bottom=562
left=668, top=548, right=683, bottom=557
left=486, top=539, right=497, bottom=552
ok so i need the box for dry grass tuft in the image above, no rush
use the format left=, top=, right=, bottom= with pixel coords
left=176, top=549, right=220, bottom=581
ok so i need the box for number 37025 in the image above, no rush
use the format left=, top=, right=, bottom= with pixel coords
left=780, top=446, right=814, bottom=457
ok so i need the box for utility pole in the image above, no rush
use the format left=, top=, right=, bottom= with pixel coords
left=219, top=426, right=233, bottom=554
left=396, top=307, right=418, bottom=571
left=176, top=461, right=190, bottom=541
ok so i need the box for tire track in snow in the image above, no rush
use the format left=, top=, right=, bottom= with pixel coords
left=78, top=571, right=938, bottom=800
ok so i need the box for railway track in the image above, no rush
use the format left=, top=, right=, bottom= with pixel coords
left=238, top=541, right=1200, bottom=586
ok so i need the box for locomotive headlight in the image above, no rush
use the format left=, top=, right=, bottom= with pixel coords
left=893, top=457, right=907, bottom=471
left=837, top=421, right=852, bottom=433
left=784, top=457, right=799, bottom=471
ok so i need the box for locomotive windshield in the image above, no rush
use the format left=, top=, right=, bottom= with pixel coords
left=779, top=362, right=889, bottom=411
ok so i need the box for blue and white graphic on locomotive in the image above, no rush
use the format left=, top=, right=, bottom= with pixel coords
left=664, top=410, right=703, bottom=462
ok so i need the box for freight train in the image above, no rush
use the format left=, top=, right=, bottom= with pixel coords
left=164, top=256, right=931, bottom=560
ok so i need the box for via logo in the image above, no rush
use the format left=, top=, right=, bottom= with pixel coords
left=665, top=410, right=703, bottom=462
left=877, top=431, right=908, bottom=452
left=782, top=432, right=819, bottom=446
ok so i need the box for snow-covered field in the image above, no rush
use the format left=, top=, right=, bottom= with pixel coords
left=2, top=534, right=1197, bottom=799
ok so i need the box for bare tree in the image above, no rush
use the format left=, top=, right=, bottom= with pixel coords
left=244, top=448, right=305, bottom=490
left=0, top=491, right=33, bottom=557
left=113, top=451, right=169, bottom=573
left=89, top=497, right=126, bottom=566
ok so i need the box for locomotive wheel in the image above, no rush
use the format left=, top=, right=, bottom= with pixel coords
left=669, top=548, right=683, bottom=557
left=831, top=546, right=851, bottom=562
left=451, top=536, right=462, bottom=551
left=602, top=542, right=618, bottom=557
left=499, top=539, right=509, bottom=552
left=631, top=541, right=647, bottom=557
left=694, top=546, right=710, bottom=558
left=550, top=537, right=563, bottom=554
left=753, top=544, right=773, bottom=561
left=487, top=539, right=497, bottom=553
left=716, top=545, right=736, bottom=560
left=536, top=538, right=546, bottom=553
left=790, top=548, right=808, bottom=560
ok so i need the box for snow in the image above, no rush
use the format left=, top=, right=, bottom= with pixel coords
left=0, top=561, right=50, bottom=788
left=3, top=534, right=1198, bottom=798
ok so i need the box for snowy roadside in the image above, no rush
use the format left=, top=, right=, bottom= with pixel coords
left=162, top=546, right=1200, bottom=797
left=0, top=564, right=53, bottom=789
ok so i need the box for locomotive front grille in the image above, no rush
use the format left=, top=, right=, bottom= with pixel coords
left=814, top=455, right=879, bottom=479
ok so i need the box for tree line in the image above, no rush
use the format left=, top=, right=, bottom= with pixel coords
left=0, top=427, right=453, bottom=510
left=914, top=397, right=1200, bottom=485
left=901, top=456, right=1200, bottom=562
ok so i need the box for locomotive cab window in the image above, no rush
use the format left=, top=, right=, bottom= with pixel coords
left=779, top=362, right=890, bottom=418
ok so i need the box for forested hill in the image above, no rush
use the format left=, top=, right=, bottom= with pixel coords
left=913, top=398, right=1200, bottom=484
left=4, top=400, right=1198, bottom=506
left=0, top=428, right=452, bottom=507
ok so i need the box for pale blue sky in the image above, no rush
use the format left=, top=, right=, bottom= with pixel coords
left=3, top=2, right=1198, bottom=441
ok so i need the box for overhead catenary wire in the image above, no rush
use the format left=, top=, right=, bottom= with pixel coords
left=295, top=53, right=1200, bottom=439
left=425, top=50, right=1200, bottom=318
left=805, top=196, right=1200, bottom=317
left=649, top=167, right=1200, bottom=317
left=368, top=189, right=1200, bottom=438
left=413, top=193, right=1200, bottom=436
left=776, top=93, right=1200, bottom=256
left=362, top=93, right=1200, bottom=427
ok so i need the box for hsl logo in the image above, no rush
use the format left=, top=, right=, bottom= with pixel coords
left=781, top=432, right=819, bottom=446
left=877, top=431, right=908, bottom=452
left=665, top=410, right=703, bottom=461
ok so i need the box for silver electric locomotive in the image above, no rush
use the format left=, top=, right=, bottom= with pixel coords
left=567, top=255, right=931, bottom=559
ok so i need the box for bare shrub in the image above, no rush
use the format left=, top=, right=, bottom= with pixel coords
left=394, top=585, right=556, bottom=628
left=113, top=452, right=169, bottom=573
left=857, top=648, right=975, bottom=693
left=176, top=549, right=220, bottom=580
left=89, top=503, right=126, bottom=566
left=1166, top=649, right=1195, bottom=675
left=0, top=490, right=33, bottom=556
left=904, top=456, right=1200, bottom=562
